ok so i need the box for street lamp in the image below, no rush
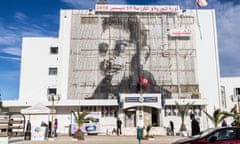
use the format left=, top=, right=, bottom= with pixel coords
left=48, top=93, right=60, bottom=137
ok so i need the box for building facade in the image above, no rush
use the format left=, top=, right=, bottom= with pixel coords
left=3, top=5, right=221, bottom=135
left=220, top=77, right=240, bottom=112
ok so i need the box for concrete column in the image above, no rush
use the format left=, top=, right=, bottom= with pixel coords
left=136, top=108, right=144, bottom=128
left=159, top=109, right=164, bottom=127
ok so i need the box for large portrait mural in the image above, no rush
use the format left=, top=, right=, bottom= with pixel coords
left=68, top=14, right=197, bottom=99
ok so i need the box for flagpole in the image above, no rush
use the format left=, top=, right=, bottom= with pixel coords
left=136, top=17, right=144, bottom=129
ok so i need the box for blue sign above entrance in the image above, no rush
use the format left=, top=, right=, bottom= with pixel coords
left=125, top=97, right=158, bottom=103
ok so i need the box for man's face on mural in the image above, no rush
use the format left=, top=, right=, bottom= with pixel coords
left=98, top=16, right=150, bottom=77
left=91, top=16, right=160, bottom=99
left=99, top=26, right=134, bottom=76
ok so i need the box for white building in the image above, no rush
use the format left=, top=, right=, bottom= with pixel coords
left=3, top=4, right=221, bottom=135
left=220, top=77, right=240, bottom=122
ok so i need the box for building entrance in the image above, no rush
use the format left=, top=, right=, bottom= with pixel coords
left=123, top=106, right=160, bottom=127
left=142, top=107, right=159, bottom=127
left=124, top=108, right=136, bottom=127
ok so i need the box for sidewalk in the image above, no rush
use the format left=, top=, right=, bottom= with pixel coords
left=24, top=135, right=183, bottom=144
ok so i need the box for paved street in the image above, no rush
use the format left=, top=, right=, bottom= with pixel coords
left=24, top=135, right=183, bottom=144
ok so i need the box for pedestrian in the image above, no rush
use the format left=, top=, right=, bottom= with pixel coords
left=221, top=119, right=227, bottom=127
left=117, top=118, right=122, bottom=136
left=169, top=120, right=174, bottom=136
left=25, top=120, right=31, bottom=140
left=231, top=120, right=236, bottom=126
left=41, top=121, right=48, bottom=138
left=54, top=118, right=58, bottom=137
left=190, top=113, right=200, bottom=136
left=8, top=118, right=13, bottom=133
left=48, top=121, right=52, bottom=137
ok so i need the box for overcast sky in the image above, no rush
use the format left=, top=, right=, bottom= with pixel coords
left=0, top=0, right=239, bottom=100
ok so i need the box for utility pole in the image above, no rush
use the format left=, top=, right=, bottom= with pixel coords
left=48, top=93, right=60, bottom=138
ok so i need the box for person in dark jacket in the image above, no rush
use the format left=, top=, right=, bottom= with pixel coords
left=116, top=118, right=122, bottom=136
left=48, top=121, right=52, bottom=137
left=25, top=120, right=31, bottom=140
left=190, top=114, right=200, bottom=136
left=169, top=120, right=174, bottom=136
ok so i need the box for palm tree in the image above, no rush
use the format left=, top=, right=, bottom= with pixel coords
left=175, top=102, right=193, bottom=131
left=222, top=104, right=240, bottom=126
left=71, top=110, right=91, bottom=140
left=203, top=108, right=226, bottom=128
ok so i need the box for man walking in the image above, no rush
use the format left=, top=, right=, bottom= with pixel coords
left=190, top=114, right=200, bottom=136
left=117, top=118, right=122, bottom=136
left=169, top=120, right=174, bottom=136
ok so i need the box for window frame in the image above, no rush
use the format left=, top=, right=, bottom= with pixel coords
left=47, top=88, right=57, bottom=95
left=48, top=67, right=58, bottom=75
left=50, top=47, right=58, bottom=55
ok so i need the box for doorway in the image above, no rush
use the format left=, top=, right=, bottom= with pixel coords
left=125, top=108, right=136, bottom=127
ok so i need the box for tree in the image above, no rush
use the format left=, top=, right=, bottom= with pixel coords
left=71, top=110, right=94, bottom=140
left=175, top=102, right=193, bottom=131
left=222, top=105, right=240, bottom=126
left=203, top=108, right=226, bottom=128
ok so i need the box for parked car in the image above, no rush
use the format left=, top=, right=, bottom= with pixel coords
left=172, top=126, right=240, bottom=144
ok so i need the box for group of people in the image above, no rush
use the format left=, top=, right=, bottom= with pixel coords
left=40, top=118, right=58, bottom=137
left=43, top=118, right=58, bottom=137
left=25, top=118, right=58, bottom=140
left=115, top=114, right=200, bottom=137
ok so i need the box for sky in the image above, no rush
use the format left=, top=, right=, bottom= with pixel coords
left=0, top=0, right=239, bottom=100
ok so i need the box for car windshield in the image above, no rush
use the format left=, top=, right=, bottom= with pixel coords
left=192, top=128, right=215, bottom=138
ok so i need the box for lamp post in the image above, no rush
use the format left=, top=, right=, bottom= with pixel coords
left=48, top=93, right=60, bottom=137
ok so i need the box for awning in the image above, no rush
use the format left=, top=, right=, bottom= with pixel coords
left=165, top=98, right=208, bottom=106
left=21, top=102, right=55, bottom=114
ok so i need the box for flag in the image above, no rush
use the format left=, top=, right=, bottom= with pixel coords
left=140, top=75, right=151, bottom=86
left=196, top=0, right=208, bottom=8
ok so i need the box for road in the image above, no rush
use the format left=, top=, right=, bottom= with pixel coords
left=24, top=135, right=183, bottom=144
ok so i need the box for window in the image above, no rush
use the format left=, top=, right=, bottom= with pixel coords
left=47, top=88, right=57, bottom=95
left=49, top=67, right=58, bottom=75
left=233, top=88, right=240, bottom=100
left=101, top=106, right=117, bottom=117
left=50, top=47, right=58, bottom=54
left=211, top=129, right=237, bottom=141
left=81, top=17, right=98, bottom=24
